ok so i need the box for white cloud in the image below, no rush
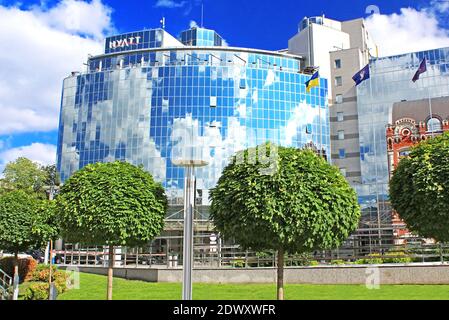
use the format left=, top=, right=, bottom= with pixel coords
left=366, top=5, right=449, bottom=57
left=189, top=20, right=199, bottom=28
left=154, top=0, right=187, bottom=8
left=31, top=0, right=114, bottom=40
left=0, top=143, right=57, bottom=174
left=0, top=1, right=113, bottom=135
left=430, top=0, right=449, bottom=14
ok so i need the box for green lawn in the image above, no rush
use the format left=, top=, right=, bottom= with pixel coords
left=57, top=272, right=449, bottom=300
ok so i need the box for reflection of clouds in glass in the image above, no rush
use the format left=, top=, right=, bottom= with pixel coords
left=171, top=114, right=205, bottom=163
left=357, top=48, right=449, bottom=198
left=162, top=98, right=169, bottom=113
left=197, top=116, right=249, bottom=192
left=60, top=146, right=80, bottom=179
left=169, top=114, right=249, bottom=195
left=284, top=101, right=319, bottom=145
left=234, top=85, right=248, bottom=118
left=252, top=89, right=258, bottom=104
left=236, top=104, right=246, bottom=118
left=59, top=49, right=332, bottom=207
left=59, top=67, right=166, bottom=181
left=264, top=69, right=279, bottom=87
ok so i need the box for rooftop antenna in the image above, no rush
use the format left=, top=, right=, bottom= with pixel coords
left=201, top=1, right=204, bottom=28
left=160, top=16, right=166, bottom=29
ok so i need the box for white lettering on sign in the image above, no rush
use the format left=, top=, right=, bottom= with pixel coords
left=109, top=36, right=142, bottom=50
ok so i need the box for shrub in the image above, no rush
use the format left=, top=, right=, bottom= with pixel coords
left=289, top=253, right=314, bottom=267
left=331, top=259, right=349, bottom=265
left=254, top=251, right=274, bottom=267
left=53, top=272, right=70, bottom=294
left=29, top=265, right=69, bottom=294
left=21, top=265, right=70, bottom=300
left=23, top=282, right=49, bottom=300
left=0, top=257, right=37, bottom=282
left=383, top=252, right=412, bottom=264
left=308, top=260, right=320, bottom=266
left=30, top=264, right=58, bottom=282
left=355, top=253, right=383, bottom=265
left=232, top=259, right=245, bottom=268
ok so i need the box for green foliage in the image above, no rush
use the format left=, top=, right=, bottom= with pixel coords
left=2, top=158, right=48, bottom=196
left=308, top=260, right=320, bottom=266
left=56, top=161, right=168, bottom=246
left=382, top=252, right=412, bottom=264
left=286, top=253, right=315, bottom=267
left=0, top=190, right=45, bottom=253
left=32, top=200, right=60, bottom=242
left=231, top=259, right=245, bottom=268
left=31, top=264, right=58, bottom=282
left=390, top=131, right=449, bottom=242
left=23, top=282, right=49, bottom=300
left=331, top=259, right=348, bottom=265
left=22, top=265, right=70, bottom=300
left=354, top=252, right=412, bottom=265
left=42, top=164, right=61, bottom=187
left=253, top=251, right=274, bottom=267
left=210, top=145, right=360, bottom=253
left=0, top=257, right=37, bottom=282
left=355, top=254, right=383, bottom=265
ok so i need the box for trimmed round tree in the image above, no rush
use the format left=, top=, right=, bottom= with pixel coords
left=0, top=191, right=46, bottom=290
left=210, top=145, right=360, bottom=300
left=390, top=131, right=449, bottom=242
left=56, top=161, right=167, bottom=300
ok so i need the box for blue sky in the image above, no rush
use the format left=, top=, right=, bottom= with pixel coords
left=9, top=0, right=444, bottom=50
left=0, top=0, right=448, bottom=172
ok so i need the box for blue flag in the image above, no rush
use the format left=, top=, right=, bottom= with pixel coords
left=352, top=64, right=370, bottom=86
left=412, top=57, right=427, bottom=82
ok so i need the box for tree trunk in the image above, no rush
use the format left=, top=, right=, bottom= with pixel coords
left=12, top=251, right=19, bottom=300
left=277, top=247, right=284, bottom=300
left=107, top=245, right=114, bottom=300
left=48, top=240, right=53, bottom=300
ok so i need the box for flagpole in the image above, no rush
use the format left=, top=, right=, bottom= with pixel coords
left=319, top=82, right=322, bottom=158
left=414, top=57, right=433, bottom=138
left=428, top=86, right=434, bottom=138
left=367, top=64, right=383, bottom=249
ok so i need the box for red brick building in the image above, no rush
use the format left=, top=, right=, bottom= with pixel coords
left=386, top=96, right=449, bottom=244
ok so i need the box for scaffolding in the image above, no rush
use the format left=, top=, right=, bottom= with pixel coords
left=54, top=234, right=449, bottom=269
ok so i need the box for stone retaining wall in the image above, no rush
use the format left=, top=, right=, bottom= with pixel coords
left=60, top=264, right=449, bottom=285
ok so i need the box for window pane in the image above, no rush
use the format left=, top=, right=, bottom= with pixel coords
left=335, top=76, right=342, bottom=86
left=335, top=59, right=341, bottom=69
left=337, top=112, right=344, bottom=122
left=336, top=94, right=343, bottom=104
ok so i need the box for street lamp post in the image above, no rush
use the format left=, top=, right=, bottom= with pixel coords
left=183, top=165, right=194, bottom=300
left=172, top=122, right=208, bottom=300
left=172, top=159, right=207, bottom=300
left=44, top=183, right=59, bottom=300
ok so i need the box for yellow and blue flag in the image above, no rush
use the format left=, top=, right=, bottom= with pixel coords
left=305, top=71, right=319, bottom=93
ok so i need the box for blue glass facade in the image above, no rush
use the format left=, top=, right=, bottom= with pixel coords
left=356, top=47, right=449, bottom=231
left=57, top=28, right=330, bottom=211
left=105, top=29, right=164, bottom=54
left=180, top=27, right=224, bottom=47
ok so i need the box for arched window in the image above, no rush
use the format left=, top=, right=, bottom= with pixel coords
left=427, top=118, right=442, bottom=133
